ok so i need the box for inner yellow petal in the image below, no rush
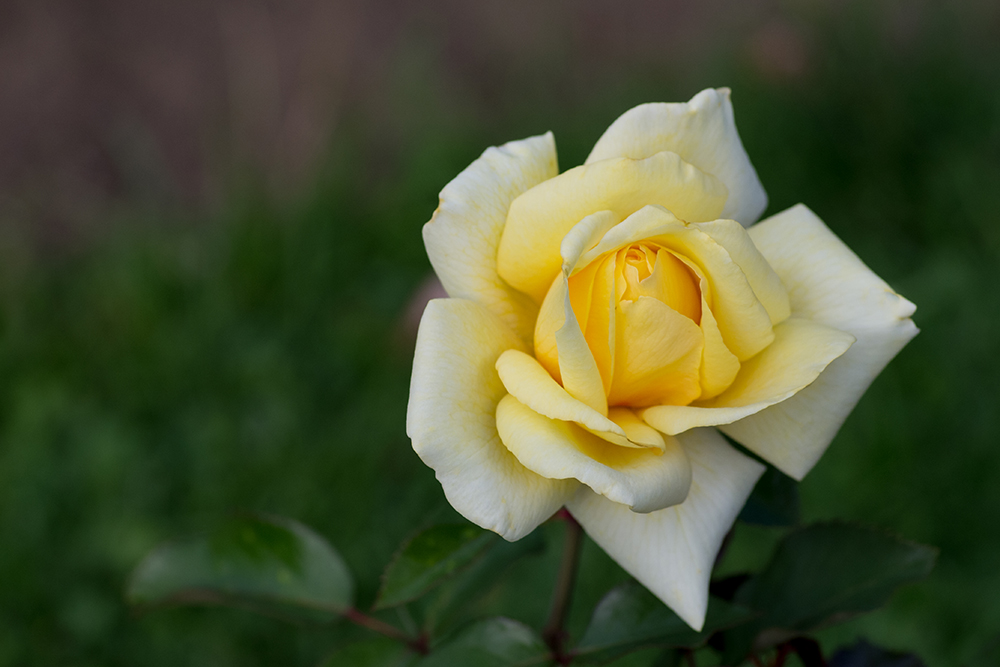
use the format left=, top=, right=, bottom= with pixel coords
left=637, top=248, right=702, bottom=323
left=535, top=256, right=609, bottom=385
left=497, top=152, right=728, bottom=303
left=608, top=296, right=704, bottom=407
left=582, top=256, right=618, bottom=392
left=607, top=407, right=667, bottom=451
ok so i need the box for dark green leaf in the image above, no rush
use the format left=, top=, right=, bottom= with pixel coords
left=722, top=522, right=936, bottom=661
left=416, top=617, right=551, bottom=667
left=573, top=581, right=757, bottom=664
left=738, top=521, right=936, bottom=631
left=829, top=640, right=926, bottom=667
left=126, top=514, right=354, bottom=619
left=376, top=523, right=495, bottom=610
left=738, top=466, right=801, bottom=527
left=318, top=637, right=418, bottom=667
left=420, top=529, right=546, bottom=634
left=600, top=647, right=680, bottom=667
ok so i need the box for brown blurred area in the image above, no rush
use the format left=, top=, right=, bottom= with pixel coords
left=0, top=0, right=894, bottom=248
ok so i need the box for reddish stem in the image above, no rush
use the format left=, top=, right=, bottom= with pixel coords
left=543, top=509, right=584, bottom=664
left=344, top=608, right=429, bottom=655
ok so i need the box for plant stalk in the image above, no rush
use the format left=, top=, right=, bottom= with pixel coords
left=543, top=509, right=584, bottom=663
left=344, top=607, right=429, bottom=654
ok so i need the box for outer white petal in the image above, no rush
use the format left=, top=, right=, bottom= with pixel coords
left=586, top=88, right=768, bottom=226
left=724, top=204, right=920, bottom=480
left=407, top=298, right=577, bottom=540
left=568, top=428, right=765, bottom=631
left=423, top=133, right=558, bottom=342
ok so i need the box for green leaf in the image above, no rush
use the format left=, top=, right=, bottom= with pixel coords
left=415, top=618, right=551, bottom=667
left=722, top=522, right=936, bottom=661
left=126, top=513, right=354, bottom=619
left=573, top=581, right=757, bottom=664
left=829, top=640, right=926, bottom=667
left=738, top=466, right=800, bottom=527
left=318, top=637, right=418, bottom=667
left=376, top=523, right=495, bottom=610
left=420, top=529, right=546, bottom=634
left=738, top=521, right=936, bottom=631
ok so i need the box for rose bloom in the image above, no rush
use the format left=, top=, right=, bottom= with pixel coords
left=406, top=89, right=917, bottom=629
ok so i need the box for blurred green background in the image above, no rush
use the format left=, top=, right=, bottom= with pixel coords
left=1, top=0, right=998, bottom=664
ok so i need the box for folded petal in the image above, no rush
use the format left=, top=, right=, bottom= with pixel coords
left=407, top=299, right=577, bottom=540
left=580, top=205, right=774, bottom=360
left=721, top=204, right=919, bottom=479
left=586, top=88, right=768, bottom=227
left=694, top=219, right=790, bottom=326
left=498, top=151, right=727, bottom=303
left=607, top=407, right=666, bottom=450
left=568, top=428, right=766, bottom=630
left=423, top=133, right=557, bottom=342
left=554, top=274, right=608, bottom=415
left=560, top=210, right=621, bottom=271
left=496, top=349, right=633, bottom=447
left=635, top=248, right=701, bottom=322
left=609, top=296, right=704, bottom=407
left=631, top=250, right=738, bottom=400
left=496, top=395, right=692, bottom=514
left=642, top=317, right=854, bottom=435
left=582, top=256, right=619, bottom=391
left=696, top=279, right=741, bottom=399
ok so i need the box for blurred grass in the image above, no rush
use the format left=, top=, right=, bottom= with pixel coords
left=1, top=3, right=999, bottom=666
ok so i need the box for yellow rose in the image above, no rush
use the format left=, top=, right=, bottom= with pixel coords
left=406, top=88, right=917, bottom=630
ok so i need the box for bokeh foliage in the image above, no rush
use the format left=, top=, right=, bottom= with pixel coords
left=0, top=2, right=998, bottom=665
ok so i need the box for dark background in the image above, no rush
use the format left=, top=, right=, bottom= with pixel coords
left=1, top=1, right=998, bottom=664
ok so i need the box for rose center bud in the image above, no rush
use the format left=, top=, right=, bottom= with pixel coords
left=536, top=242, right=708, bottom=410
left=616, top=244, right=701, bottom=323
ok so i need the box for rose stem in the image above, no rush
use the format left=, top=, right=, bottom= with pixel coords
left=542, top=509, right=584, bottom=662
left=344, top=608, right=429, bottom=654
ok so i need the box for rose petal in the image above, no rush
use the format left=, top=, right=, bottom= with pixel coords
left=496, top=349, right=636, bottom=448
left=694, top=218, right=791, bottom=326
left=498, top=151, right=727, bottom=303
left=607, top=407, right=667, bottom=449
left=582, top=256, right=619, bottom=391
left=407, top=298, right=577, bottom=540
left=641, top=317, right=855, bottom=435
left=560, top=210, right=621, bottom=271
left=496, top=394, right=692, bottom=514
left=586, top=88, right=768, bottom=227
left=635, top=248, right=701, bottom=322
left=568, top=427, right=766, bottom=631
left=423, top=133, right=557, bottom=342
left=609, top=296, right=704, bottom=407
left=553, top=274, right=609, bottom=415
left=635, top=252, right=739, bottom=400
left=693, top=270, right=741, bottom=399
left=580, top=205, right=775, bottom=360
left=719, top=204, right=919, bottom=479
